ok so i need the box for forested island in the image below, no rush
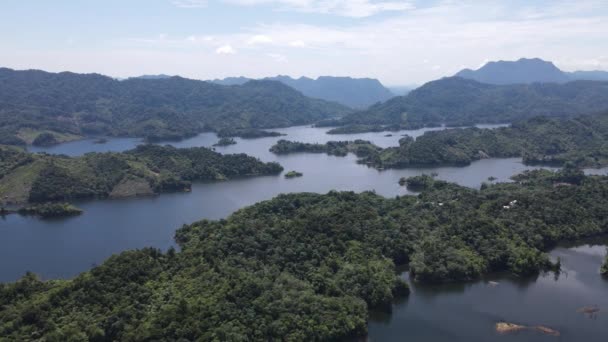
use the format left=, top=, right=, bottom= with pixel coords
left=0, top=68, right=350, bottom=145
left=270, top=139, right=381, bottom=157
left=216, top=128, right=285, bottom=139
left=213, top=137, right=236, bottom=146
left=1, top=168, right=607, bottom=340
left=602, top=252, right=608, bottom=276
left=16, top=203, right=83, bottom=218
left=284, top=170, right=303, bottom=178
left=328, top=77, right=608, bottom=133
left=0, top=145, right=282, bottom=204
left=272, top=113, right=608, bottom=169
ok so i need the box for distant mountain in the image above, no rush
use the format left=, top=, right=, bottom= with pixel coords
left=456, top=58, right=608, bottom=84
left=455, top=58, right=569, bottom=84
left=387, top=85, right=416, bottom=96
left=212, top=76, right=252, bottom=86
left=0, top=68, right=351, bottom=144
left=212, top=75, right=395, bottom=109
left=568, top=70, right=608, bottom=81
left=131, top=74, right=174, bottom=80
left=335, top=76, right=608, bottom=128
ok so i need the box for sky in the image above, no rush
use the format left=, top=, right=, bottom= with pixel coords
left=0, top=0, right=607, bottom=85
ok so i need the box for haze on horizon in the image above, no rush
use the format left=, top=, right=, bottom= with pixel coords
left=1, top=0, right=607, bottom=86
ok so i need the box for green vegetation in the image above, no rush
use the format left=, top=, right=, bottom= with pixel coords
left=0, top=68, right=350, bottom=144
left=602, top=250, right=608, bottom=276
left=270, top=139, right=381, bottom=158
left=14, top=129, right=82, bottom=146
left=217, top=128, right=285, bottom=139
left=0, top=145, right=283, bottom=204
left=2, top=169, right=608, bottom=340
left=370, top=115, right=608, bottom=169
left=398, top=174, right=436, bottom=191
left=17, top=203, right=82, bottom=218
left=284, top=170, right=303, bottom=178
left=325, top=123, right=431, bottom=135
left=334, top=77, right=608, bottom=129
left=213, top=137, right=237, bottom=146
left=275, top=114, right=608, bottom=170
left=31, top=132, right=59, bottom=147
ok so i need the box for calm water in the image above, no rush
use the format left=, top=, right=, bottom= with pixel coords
left=3, top=124, right=546, bottom=282
left=3, top=124, right=607, bottom=340
left=368, top=239, right=608, bottom=342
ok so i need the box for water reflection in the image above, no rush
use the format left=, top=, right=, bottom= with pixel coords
left=367, top=238, right=608, bottom=342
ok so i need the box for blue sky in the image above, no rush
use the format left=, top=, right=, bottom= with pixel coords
left=1, top=0, right=607, bottom=85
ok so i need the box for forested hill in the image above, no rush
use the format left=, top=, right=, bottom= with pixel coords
left=2, top=169, right=608, bottom=340
left=333, top=77, right=608, bottom=128
left=273, top=112, right=608, bottom=169
left=213, top=75, right=395, bottom=109
left=0, top=68, right=350, bottom=145
left=0, top=144, right=282, bottom=204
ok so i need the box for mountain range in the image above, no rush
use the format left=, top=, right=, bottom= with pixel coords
left=455, top=58, right=608, bottom=84
left=0, top=68, right=350, bottom=145
left=335, top=76, right=608, bottom=128
left=212, top=75, right=395, bottom=109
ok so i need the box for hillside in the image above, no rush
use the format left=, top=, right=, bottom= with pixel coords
left=334, top=77, right=608, bottom=129
left=213, top=75, right=395, bottom=108
left=2, top=169, right=608, bottom=340
left=0, top=144, right=282, bottom=204
left=456, top=58, right=608, bottom=84
left=0, top=68, right=350, bottom=145
left=276, top=113, right=608, bottom=170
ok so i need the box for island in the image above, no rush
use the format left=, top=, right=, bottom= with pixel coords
left=284, top=170, right=303, bottom=178
left=213, top=137, right=237, bottom=146
left=17, top=203, right=83, bottom=218
left=326, top=123, right=423, bottom=135
left=2, top=168, right=608, bottom=340
left=271, top=113, right=608, bottom=170
left=602, top=251, right=608, bottom=276
left=0, top=144, right=283, bottom=205
left=217, top=128, right=285, bottom=139
left=270, top=139, right=380, bottom=158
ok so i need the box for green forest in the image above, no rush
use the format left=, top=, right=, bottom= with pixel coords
left=1, top=168, right=607, bottom=340
left=330, top=77, right=608, bottom=132
left=16, top=202, right=83, bottom=218
left=0, top=145, right=282, bottom=204
left=0, top=68, right=350, bottom=145
left=272, top=113, right=608, bottom=169
left=270, top=139, right=380, bottom=158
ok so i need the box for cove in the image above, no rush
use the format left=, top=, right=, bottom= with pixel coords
left=2, top=125, right=607, bottom=341
left=367, top=239, right=608, bottom=342
left=3, top=124, right=551, bottom=282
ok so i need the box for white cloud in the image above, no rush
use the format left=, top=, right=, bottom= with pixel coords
left=267, top=53, right=288, bottom=62
left=247, top=34, right=274, bottom=45
left=172, top=0, right=208, bottom=8
left=215, top=45, right=236, bottom=54
left=289, top=40, right=307, bottom=48
left=223, top=0, right=415, bottom=18
left=11, top=0, right=608, bottom=85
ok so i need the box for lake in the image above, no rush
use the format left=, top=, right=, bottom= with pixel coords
left=367, top=239, right=608, bottom=342
left=3, top=124, right=607, bottom=341
left=4, top=124, right=548, bottom=282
